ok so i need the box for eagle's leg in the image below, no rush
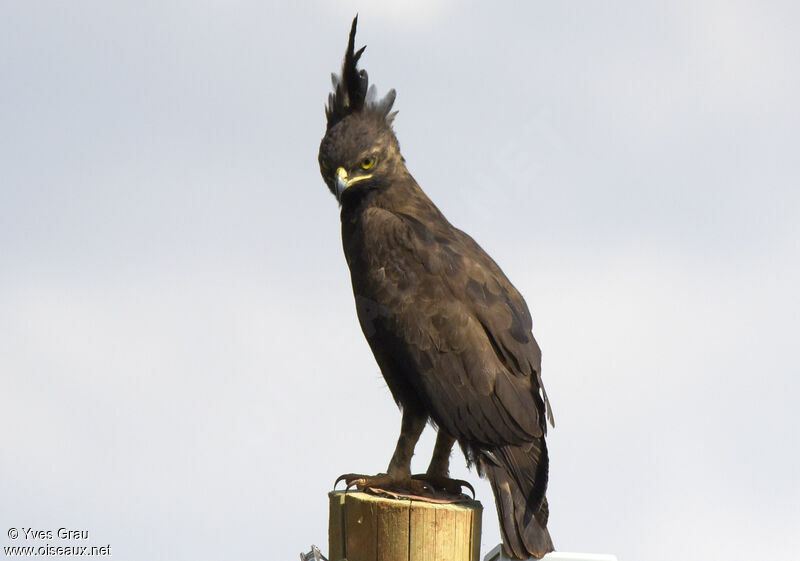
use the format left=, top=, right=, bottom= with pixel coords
left=426, top=430, right=456, bottom=477
left=411, top=430, right=475, bottom=497
left=336, top=408, right=431, bottom=495
left=386, top=407, right=427, bottom=479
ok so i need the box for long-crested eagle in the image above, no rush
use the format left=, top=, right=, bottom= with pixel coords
left=318, top=17, right=555, bottom=559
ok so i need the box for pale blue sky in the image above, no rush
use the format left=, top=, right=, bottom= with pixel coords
left=2, top=2, right=799, bottom=560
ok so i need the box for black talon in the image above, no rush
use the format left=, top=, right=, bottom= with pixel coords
left=335, top=473, right=369, bottom=491
left=334, top=472, right=439, bottom=497
left=334, top=473, right=354, bottom=489
left=410, top=474, right=476, bottom=498
left=456, top=478, right=476, bottom=498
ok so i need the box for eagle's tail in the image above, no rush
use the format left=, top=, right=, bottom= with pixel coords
left=479, top=439, right=554, bottom=559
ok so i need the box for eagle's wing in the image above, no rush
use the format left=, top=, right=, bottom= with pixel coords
left=357, top=206, right=552, bottom=448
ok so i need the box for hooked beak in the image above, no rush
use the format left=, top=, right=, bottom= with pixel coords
left=334, top=166, right=374, bottom=200
left=334, top=167, right=349, bottom=199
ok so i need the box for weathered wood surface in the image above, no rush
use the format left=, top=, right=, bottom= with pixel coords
left=329, top=490, right=482, bottom=561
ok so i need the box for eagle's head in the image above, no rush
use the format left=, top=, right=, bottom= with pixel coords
left=318, top=16, right=402, bottom=203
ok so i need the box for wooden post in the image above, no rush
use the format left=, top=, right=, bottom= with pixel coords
left=329, top=490, right=482, bottom=561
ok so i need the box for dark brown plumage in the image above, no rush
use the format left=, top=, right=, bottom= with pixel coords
left=318, top=17, right=555, bottom=559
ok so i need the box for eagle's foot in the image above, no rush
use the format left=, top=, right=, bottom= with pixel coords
left=412, top=474, right=475, bottom=498
left=335, top=472, right=432, bottom=495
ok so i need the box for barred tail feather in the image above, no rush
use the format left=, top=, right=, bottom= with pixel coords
left=480, top=440, right=554, bottom=559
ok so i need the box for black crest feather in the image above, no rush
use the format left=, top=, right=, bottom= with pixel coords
left=325, top=16, right=397, bottom=130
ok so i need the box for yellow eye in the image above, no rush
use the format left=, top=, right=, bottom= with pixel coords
left=361, top=157, right=376, bottom=170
